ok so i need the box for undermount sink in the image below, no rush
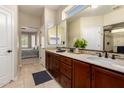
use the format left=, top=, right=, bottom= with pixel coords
left=87, top=56, right=115, bottom=63
left=87, top=56, right=124, bottom=68
left=112, top=64, right=124, bottom=69
left=112, top=61, right=124, bottom=67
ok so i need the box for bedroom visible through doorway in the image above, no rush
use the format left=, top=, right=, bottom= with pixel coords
left=20, top=27, right=40, bottom=64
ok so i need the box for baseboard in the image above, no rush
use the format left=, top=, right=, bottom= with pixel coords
left=12, top=75, right=18, bottom=81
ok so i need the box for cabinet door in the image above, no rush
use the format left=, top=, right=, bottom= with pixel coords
left=46, top=52, right=53, bottom=75
left=73, top=60, right=91, bottom=88
left=60, top=74, right=71, bottom=88
left=52, top=54, right=60, bottom=82
left=60, top=62, right=72, bottom=79
left=45, top=52, right=49, bottom=70
left=46, top=52, right=60, bottom=82
left=92, top=66, right=124, bottom=88
left=55, top=57, right=60, bottom=82
left=45, top=52, right=51, bottom=72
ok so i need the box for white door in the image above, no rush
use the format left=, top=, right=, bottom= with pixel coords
left=0, top=7, right=12, bottom=87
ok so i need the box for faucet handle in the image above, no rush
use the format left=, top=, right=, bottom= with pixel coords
left=96, top=52, right=102, bottom=57
left=112, top=54, right=119, bottom=59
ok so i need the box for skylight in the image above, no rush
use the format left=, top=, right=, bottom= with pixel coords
left=66, top=5, right=88, bottom=17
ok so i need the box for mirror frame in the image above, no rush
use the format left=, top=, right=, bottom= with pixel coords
left=103, top=22, right=124, bottom=54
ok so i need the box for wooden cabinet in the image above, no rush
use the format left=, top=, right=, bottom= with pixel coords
left=46, top=51, right=60, bottom=81
left=73, top=60, right=91, bottom=88
left=60, top=74, right=71, bottom=88
left=53, top=54, right=60, bottom=82
left=92, top=66, right=124, bottom=88
left=46, top=51, right=124, bottom=88
left=59, top=56, right=73, bottom=88
left=46, top=51, right=73, bottom=88
left=46, top=52, right=52, bottom=73
left=59, top=55, right=72, bottom=66
left=60, top=62, right=72, bottom=79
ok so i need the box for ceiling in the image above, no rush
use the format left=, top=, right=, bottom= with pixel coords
left=19, top=5, right=64, bottom=16
left=68, top=5, right=124, bottom=22
left=79, top=5, right=115, bottom=17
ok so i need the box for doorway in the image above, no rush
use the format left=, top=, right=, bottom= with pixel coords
left=20, top=27, right=40, bottom=65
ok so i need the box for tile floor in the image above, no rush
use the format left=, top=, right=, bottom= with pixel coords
left=3, top=58, right=61, bottom=88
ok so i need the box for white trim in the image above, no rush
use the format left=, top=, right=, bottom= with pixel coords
left=12, top=76, right=18, bottom=81
left=11, top=11, right=16, bottom=81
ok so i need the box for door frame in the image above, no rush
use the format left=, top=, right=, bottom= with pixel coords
left=0, top=6, right=17, bottom=81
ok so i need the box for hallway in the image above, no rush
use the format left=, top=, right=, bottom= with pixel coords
left=4, top=58, right=61, bottom=88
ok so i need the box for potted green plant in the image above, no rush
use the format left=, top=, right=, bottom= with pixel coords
left=73, top=38, right=87, bottom=53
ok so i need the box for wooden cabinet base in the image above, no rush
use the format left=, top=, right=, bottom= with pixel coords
left=60, top=74, right=71, bottom=88
left=92, top=66, right=124, bottom=88
left=46, top=51, right=124, bottom=88
left=73, top=60, right=91, bottom=88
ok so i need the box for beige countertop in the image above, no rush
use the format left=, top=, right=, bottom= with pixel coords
left=46, top=49, right=124, bottom=74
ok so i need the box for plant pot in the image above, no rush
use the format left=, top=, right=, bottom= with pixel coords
left=74, top=48, right=80, bottom=54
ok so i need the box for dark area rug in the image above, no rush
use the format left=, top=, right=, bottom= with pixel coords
left=32, top=70, right=52, bottom=85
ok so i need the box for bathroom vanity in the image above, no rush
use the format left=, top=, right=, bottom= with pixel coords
left=45, top=50, right=124, bottom=88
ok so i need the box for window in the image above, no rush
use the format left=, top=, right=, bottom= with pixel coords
left=66, top=5, right=88, bottom=17
left=62, top=5, right=74, bottom=20
left=31, top=34, right=36, bottom=48
left=21, top=33, right=37, bottom=48
left=62, top=5, right=88, bottom=20
left=21, top=34, right=29, bottom=48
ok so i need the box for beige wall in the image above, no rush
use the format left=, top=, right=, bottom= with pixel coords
left=44, top=7, right=57, bottom=48
left=56, top=6, right=66, bottom=23
left=68, top=18, right=81, bottom=47
left=68, top=16, right=103, bottom=50
left=104, top=7, right=124, bottom=26
left=40, top=7, right=57, bottom=66
left=19, top=11, right=41, bottom=28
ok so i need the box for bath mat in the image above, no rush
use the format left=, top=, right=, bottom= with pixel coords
left=32, top=70, right=52, bottom=85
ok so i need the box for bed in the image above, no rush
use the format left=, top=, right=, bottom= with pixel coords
left=21, top=48, right=39, bottom=59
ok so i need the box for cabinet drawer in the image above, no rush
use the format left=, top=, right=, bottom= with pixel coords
left=60, top=74, right=71, bottom=88
left=55, top=54, right=61, bottom=61
left=60, top=56, right=72, bottom=66
left=60, top=62, right=72, bottom=79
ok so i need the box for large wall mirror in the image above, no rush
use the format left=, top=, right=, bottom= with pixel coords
left=57, top=21, right=67, bottom=46
left=47, top=20, right=67, bottom=46
left=66, top=5, right=124, bottom=53
left=104, top=22, right=124, bottom=53
left=48, top=26, right=57, bottom=45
